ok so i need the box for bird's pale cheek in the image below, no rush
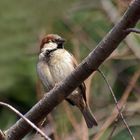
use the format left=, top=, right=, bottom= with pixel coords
left=39, top=52, right=45, bottom=59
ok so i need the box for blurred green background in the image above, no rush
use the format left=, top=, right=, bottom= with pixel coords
left=0, top=0, right=140, bottom=140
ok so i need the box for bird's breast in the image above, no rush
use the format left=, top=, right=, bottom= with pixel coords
left=49, top=49, right=75, bottom=83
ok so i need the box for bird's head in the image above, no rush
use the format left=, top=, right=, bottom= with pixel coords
left=39, top=34, right=65, bottom=59
left=40, top=34, right=65, bottom=51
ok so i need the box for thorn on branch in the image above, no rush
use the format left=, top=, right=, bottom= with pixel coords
left=125, top=28, right=140, bottom=34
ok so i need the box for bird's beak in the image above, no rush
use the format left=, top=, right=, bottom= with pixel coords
left=57, top=38, right=66, bottom=45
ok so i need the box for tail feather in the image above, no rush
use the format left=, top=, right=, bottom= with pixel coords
left=81, top=107, right=98, bottom=128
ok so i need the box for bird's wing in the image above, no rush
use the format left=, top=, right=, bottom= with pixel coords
left=37, top=61, right=54, bottom=91
left=79, top=82, right=87, bottom=102
left=70, top=53, right=87, bottom=102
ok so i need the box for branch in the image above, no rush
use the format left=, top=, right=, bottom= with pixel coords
left=0, top=102, right=51, bottom=140
left=107, top=116, right=119, bottom=140
left=93, top=69, right=140, bottom=140
left=101, top=0, right=140, bottom=60
left=97, top=69, right=136, bottom=140
left=6, top=0, right=140, bottom=139
left=125, top=28, right=140, bottom=34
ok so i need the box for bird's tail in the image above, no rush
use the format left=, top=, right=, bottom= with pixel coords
left=81, top=106, right=98, bottom=128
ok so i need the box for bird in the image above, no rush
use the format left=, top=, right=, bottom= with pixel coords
left=37, top=34, right=98, bottom=128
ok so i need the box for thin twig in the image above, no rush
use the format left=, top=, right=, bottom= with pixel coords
left=107, top=112, right=122, bottom=140
left=108, top=121, right=118, bottom=140
left=97, top=69, right=135, bottom=140
left=63, top=103, right=82, bottom=140
left=93, top=69, right=140, bottom=140
left=125, top=28, right=140, bottom=34
left=0, top=102, right=51, bottom=140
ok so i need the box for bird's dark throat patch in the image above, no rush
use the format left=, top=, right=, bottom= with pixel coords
left=45, top=48, right=58, bottom=56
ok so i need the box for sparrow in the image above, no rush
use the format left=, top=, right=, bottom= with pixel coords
left=37, top=34, right=98, bottom=128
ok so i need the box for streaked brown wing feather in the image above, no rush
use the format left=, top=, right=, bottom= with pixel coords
left=70, top=53, right=87, bottom=103
left=79, top=82, right=87, bottom=102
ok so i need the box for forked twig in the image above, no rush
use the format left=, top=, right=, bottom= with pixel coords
left=97, top=69, right=135, bottom=140
left=0, top=102, right=51, bottom=140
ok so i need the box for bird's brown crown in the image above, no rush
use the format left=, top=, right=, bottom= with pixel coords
left=40, top=34, right=62, bottom=50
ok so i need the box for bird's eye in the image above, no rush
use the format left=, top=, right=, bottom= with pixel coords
left=48, top=39, right=52, bottom=43
left=54, top=39, right=59, bottom=42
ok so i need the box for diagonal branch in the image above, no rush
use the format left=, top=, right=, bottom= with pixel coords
left=101, top=0, right=140, bottom=60
left=5, top=0, right=140, bottom=140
